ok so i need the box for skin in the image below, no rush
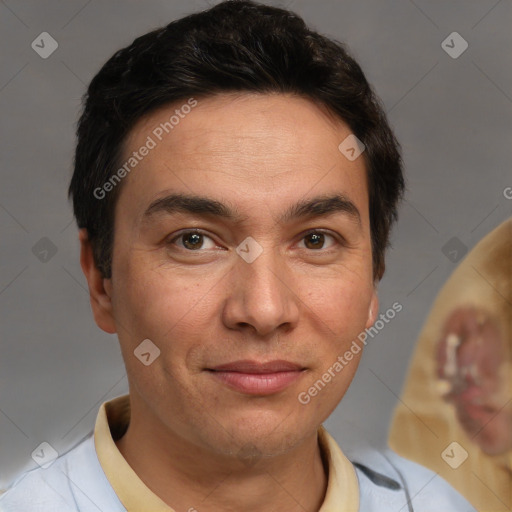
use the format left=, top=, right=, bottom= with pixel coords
left=80, top=93, right=378, bottom=512
left=437, top=307, right=512, bottom=455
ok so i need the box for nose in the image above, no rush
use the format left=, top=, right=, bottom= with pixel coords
left=221, top=247, right=300, bottom=337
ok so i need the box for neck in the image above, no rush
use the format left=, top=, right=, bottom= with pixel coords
left=115, top=401, right=328, bottom=512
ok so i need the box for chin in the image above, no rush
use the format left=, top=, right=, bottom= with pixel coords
left=211, top=429, right=301, bottom=462
left=210, top=412, right=313, bottom=460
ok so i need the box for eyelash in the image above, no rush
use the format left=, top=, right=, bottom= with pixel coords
left=167, top=229, right=343, bottom=252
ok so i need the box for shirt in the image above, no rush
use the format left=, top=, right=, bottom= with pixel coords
left=0, top=394, right=476, bottom=511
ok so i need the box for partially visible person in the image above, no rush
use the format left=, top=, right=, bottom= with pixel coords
left=389, top=218, right=512, bottom=511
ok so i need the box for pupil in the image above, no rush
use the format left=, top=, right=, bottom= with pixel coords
left=184, top=232, right=202, bottom=250
left=306, top=233, right=324, bottom=249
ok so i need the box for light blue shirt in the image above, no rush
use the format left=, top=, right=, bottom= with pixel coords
left=1, top=430, right=476, bottom=511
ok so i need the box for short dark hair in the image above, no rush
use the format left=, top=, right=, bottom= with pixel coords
left=69, top=0, right=404, bottom=280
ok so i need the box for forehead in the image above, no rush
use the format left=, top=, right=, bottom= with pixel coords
left=117, top=93, right=368, bottom=219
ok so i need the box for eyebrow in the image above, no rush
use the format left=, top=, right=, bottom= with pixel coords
left=142, top=192, right=361, bottom=226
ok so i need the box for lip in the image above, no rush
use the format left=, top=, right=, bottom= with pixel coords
left=210, top=359, right=304, bottom=373
left=207, top=360, right=306, bottom=395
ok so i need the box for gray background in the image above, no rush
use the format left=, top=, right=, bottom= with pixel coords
left=1, top=0, right=511, bottom=489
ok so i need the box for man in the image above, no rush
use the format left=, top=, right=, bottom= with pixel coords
left=0, top=1, right=475, bottom=510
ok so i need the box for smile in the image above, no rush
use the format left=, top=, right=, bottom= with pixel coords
left=207, top=360, right=306, bottom=395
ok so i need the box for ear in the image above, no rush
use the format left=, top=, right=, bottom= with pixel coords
left=365, top=286, right=379, bottom=329
left=79, top=228, right=117, bottom=334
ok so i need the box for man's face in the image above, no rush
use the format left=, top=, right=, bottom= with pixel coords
left=103, top=93, right=377, bottom=460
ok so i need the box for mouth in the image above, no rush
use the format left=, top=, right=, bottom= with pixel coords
left=206, top=360, right=307, bottom=395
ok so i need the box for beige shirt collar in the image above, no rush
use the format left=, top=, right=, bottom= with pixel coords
left=94, top=395, right=359, bottom=512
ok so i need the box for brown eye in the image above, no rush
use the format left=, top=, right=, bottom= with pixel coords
left=182, top=232, right=204, bottom=250
left=170, top=230, right=217, bottom=251
left=304, top=232, right=325, bottom=249
left=299, top=231, right=339, bottom=251
left=297, top=230, right=339, bottom=251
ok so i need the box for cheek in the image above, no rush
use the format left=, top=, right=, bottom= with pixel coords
left=304, top=274, right=372, bottom=338
left=298, top=277, right=372, bottom=396
left=112, top=265, right=215, bottom=397
left=112, top=255, right=218, bottom=353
